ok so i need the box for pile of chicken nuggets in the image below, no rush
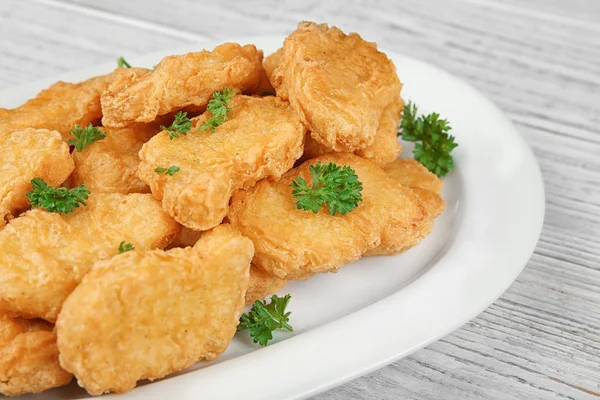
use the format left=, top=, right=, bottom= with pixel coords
left=0, top=21, right=446, bottom=396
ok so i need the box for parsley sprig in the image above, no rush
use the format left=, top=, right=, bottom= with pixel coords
left=199, top=87, right=235, bottom=133
left=68, top=124, right=106, bottom=152
left=162, top=111, right=191, bottom=140
left=238, top=294, right=293, bottom=346
left=118, top=241, right=135, bottom=254
left=399, top=101, right=458, bottom=177
left=154, top=165, right=180, bottom=176
left=291, top=162, right=363, bottom=216
left=26, top=178, right=90, bottom=214
left=117, top=57, right=131, bottom=68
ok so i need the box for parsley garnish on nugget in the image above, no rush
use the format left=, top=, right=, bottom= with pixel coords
left=238, top=294, right=293, bottom=346
left=26, top=178, right=90, bottom=214
left=68, top=123, right=106, bottom=152
left=291, top=162, right=363, bottom=216
left=399, top=101, right=458, bottom=177
left=118, top=241, right=135, bottom=254
left=199, top=87, right=235, bottom=133
left=116, top=57, right=132, bottom=68
left=154, top=165, right=180, bottom=176
left=162, top=111, right=191, bottom=140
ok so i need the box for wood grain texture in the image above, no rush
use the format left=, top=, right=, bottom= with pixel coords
left=0, top=0, right=599, bottom=398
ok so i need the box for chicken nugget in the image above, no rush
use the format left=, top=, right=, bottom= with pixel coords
left=0, top=68, right=147, bottom=141
left=101, top=43, right=265, bottom=127
left=67, top=117, right=172, bottom=194
left=0, top=314, right=72, bottom=396
left=138, top=95, right=306, bottom=231
left=272, top=22, right=402, bottom=152
left=246, top=266, right=287, bottom=305
left=384, top=159, right=446, bottom=218
left=0, top=129, right=74, bottom=228
left=56, top=224, right=253, bottom=395
left=229, top=153, right=432, bottom=280
left=0, top=193, right=180, bottom=322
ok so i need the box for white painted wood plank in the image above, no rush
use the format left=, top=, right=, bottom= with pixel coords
left=0, top=0, right=598, bottom=398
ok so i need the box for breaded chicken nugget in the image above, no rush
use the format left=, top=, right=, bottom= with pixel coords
left=302, top=98, right=404, bottom=167
left=68, top=117, right=171, bottom=194
left=56, top=224, right=253, bottom=395
left=272, top=22, right=402, bottom=152
left=0, top=69, right=145, bottom=141
left=138, top=95, right=306, bottom=231
left=101, top=43, right=265, bottom=127
left=0, top=193, right=180, bottom=322
left=245, top=266, right=287, bottom=305
left=0, top=315, right=72, bottom=396
left=384, top=159, right=446, bottom=218
left=0, top=129, right=74, bottom=228
left=229, top=153, right=432, bottom=280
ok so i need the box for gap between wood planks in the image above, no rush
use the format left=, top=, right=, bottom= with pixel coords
left=34, top=0, right=208, bottom=41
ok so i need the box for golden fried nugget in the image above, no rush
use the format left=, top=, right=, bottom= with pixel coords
left=272, top=22, right=402, bottom=152
left=255, top=48, right=284, bottom=95
left=302, top=99, right=403, bottom=167
left=229, top=153, right=432, bottom=280
left=101, top=43, right=265, bottom=127
left=384, top=159, right=446, bottom=218
left=0, top=193, right=180, bottom=322
left=0, top=315, right=72, bottom=396
left=139, top=95, right=306, bottom=231
left=57, top=224, right=253, bottom=395
left=68, top=117, right=171, bottom=194
left=0, top=69, right=145, bottom=141
left=245, top=266, right=287, bottom=305
left=0, top=129, right=74, bottom=228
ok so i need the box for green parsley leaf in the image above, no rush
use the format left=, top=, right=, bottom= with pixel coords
left=154, top=165, right=180, bottom=176
left=399, top=101, right=458, bottom=177
left=68, top=123, right=106, bottom=152
left=118, top=241, right=135, bottom=254
left=117, top=57, right=132, bottom=68
left=26, top=178, right=90, bottom=214
left=237, top=294, right=293, bottom=346
left=290, top=162, right=363, bottom=216
left=161, top=111, right=191, bottom=140
left=198, top=87, right=235, bottom=133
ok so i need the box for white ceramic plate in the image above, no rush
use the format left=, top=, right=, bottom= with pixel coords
left=1, top=36, right=544, bottom=400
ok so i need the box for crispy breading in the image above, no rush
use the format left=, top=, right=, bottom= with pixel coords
left=56, top=224, right=253, bottom=395
left=0, top=193, right=180, bottom=322
left=0, top=129, right=74, bottom=228
left=384, top=159, right=446, bottom=218
left=0, top=315, right=72, bottom=396
left=101, top=43, right=265, bottom=127
left=229, top=153, right=432, bottom=280
left=245, top=266, right=287, bottom=305
left=272, top=22, right=402, bottom=152
left=302, top=98, right=403, bottom=166
left=255, top=48, right=284, bottom=95
left=0, top=69, right=146, bottom=141
left=67, top=117, right=171, bottom=194
left=138, top=95, right=306, bottom=231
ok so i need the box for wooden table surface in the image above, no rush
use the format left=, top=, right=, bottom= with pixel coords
left=1, top=1, right=599, bottom=399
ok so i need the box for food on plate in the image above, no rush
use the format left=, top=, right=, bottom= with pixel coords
left=138, top=94, right=306, bottom=231
left=0, top=193, right=179, bottom=322
left=0, top=69, right=143, bottom=141
left=246, top=266, right=288, bottom=305
left=238, top=294, right=293, bottom=346
left=101, top=43, right=265, bottom=127
left=271, top=22, right=402, bottom=152
left=0, top=315, right=72, bottom=396
left=67, top=118, right=170, bottom=194
left=56, top=224, right=253, bottom=395
left=0, top=129, right=74, bottom=229
left=229, top=153, right=433, bottom=280
left=384, top=158, right=445, bottom=218
left=399, top=101, right=458, bottom=177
